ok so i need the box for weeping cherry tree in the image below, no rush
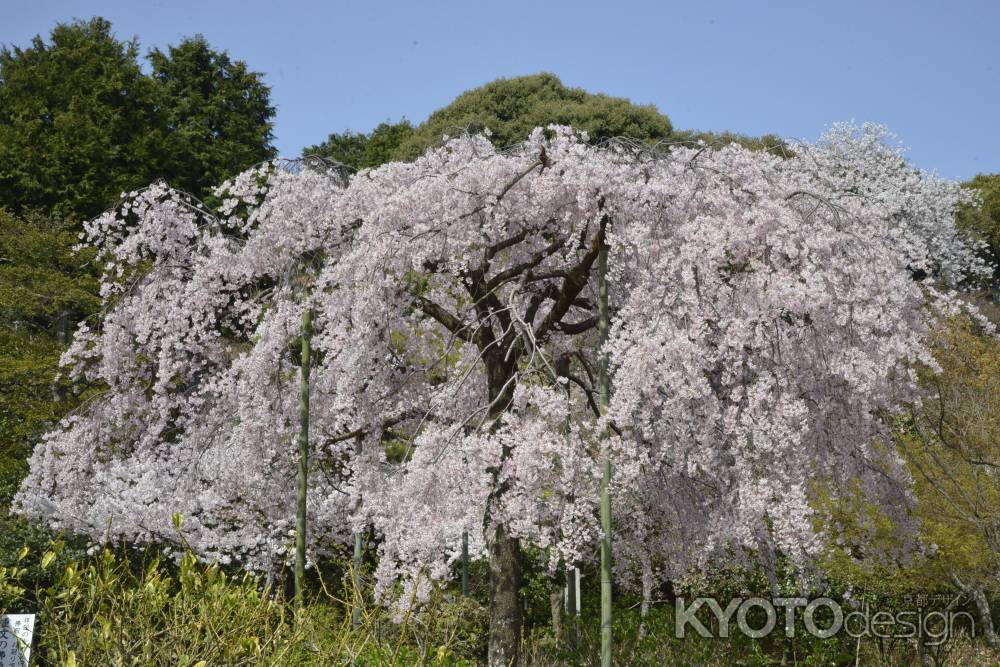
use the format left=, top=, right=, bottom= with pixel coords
left=17, top=123, right=990, bottom=666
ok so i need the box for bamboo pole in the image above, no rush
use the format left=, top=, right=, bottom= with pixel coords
left=294, top=306, right=313, bottom=608
left=462, top=529, right=470, bottom=597
left=598, top=226, right=612, bottom=667
left=352, top=435, right=364, bottom=628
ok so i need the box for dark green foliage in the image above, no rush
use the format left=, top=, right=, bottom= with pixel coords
left=0, top=328, right=62, bottom=498
left=0, top=210, right=99, bottom=332
left=305, top=121, right=414, bottom=172
left=310, top=74, right=790, bottom=175
left=0, top=18, right=157, bottom=222
left=0, top=17, right=276, bottom=222
left=0, top=210, right=99, bottom=589
left=674, top=128, right=794, bottom=158
left=147, top=35, right=276, bottom=197
left=392, top=73, right=675, bottom=160
left=0, top=209, right=99, bottom=502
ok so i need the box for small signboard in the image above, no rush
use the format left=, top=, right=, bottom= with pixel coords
left=0, top=615, right=34, bottom=667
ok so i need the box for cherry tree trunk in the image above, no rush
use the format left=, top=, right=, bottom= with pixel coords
left=485, top=355, right=523, bottom=665
left=488, top=524, right=523, bottom=667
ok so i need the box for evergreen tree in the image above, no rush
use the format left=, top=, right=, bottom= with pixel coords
left=148, top=36, right=276, bottom=197
left=0, top=19, right=277, bottom=221
left=0, top=18, right=157, bottom=221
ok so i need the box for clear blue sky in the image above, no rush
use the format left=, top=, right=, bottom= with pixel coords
left=4, top=0, right=998, bottom=180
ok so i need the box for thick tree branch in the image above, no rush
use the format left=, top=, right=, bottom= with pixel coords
left=485, top=237, right=566, bottom=291
left=554, top=316, right=598, bottom=335
left=485, top=230, right=529, bottom=260
left=414, top=295, right=478, bottom=344
left=534, top=213, right=607, bottom=341
left=322, top=413, right=411, bottom=447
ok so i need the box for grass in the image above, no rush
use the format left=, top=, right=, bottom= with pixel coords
left=1, top=540, right=999, bottom=666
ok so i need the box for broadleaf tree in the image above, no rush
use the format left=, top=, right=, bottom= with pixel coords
left=392, top=73, right=676, bottom=160
left=957, top=173, right=1000, bottom=289
left=305, top=121, right=415, bottom=172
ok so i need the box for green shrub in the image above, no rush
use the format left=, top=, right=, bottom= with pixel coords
left=1, top=545, right=311, bottom=665
left=0, top=542, right=486, bottom=666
